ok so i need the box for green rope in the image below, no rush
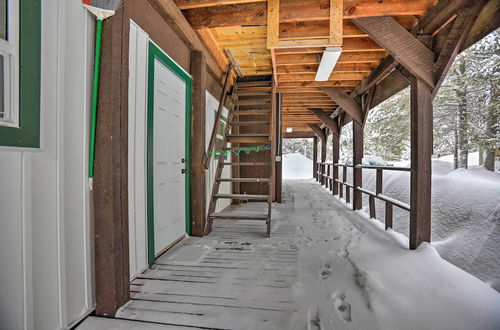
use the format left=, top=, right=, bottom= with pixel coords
left=209, top=145, right=272, bottom=158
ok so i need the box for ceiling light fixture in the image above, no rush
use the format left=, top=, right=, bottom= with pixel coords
left=314, top=46, right=342, bottom=81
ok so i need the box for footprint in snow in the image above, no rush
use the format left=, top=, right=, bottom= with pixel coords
left=320, top=262, right=332, bottom=280
left=331, top=292, right=352, bottom=322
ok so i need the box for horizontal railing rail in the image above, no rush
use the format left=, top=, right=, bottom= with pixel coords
left=316, top=161, right=411, bottom=231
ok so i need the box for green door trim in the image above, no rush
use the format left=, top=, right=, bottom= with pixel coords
left=147, top=42, right=192, bottom=266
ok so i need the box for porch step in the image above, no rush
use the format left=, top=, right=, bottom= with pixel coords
left=228, top=121, right=269, bottom=126
left=208, top=212, right=269, bottom=220
left=217, top=178, right=270, bottom=183
left=214, top=194, right=269, bottom=201
left=223, top=162, right=270, bottom=166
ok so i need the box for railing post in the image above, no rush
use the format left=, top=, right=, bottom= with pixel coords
left=376, top=168, right=383, bottom=194
left=321, top=131, right=327, bottom=185
left=385, top=202, right=393, bottom=229
left=353, top=121, right=364, bottom=210
left=369, top=195, right=376, bottom=218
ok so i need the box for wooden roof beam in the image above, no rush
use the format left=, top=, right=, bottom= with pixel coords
left=353, top=16, right=435, bottom=89
left=181, top=0, right=437, bottom=29
left=321, top=87, right=364, bottom=124
left=283, top=131, right=316, bottom=138
left=176, top=0, right=265, bottom=10
left=309, top=108, right=339, bottom=136
left=307, top=123, right=327, bottom=141
left=154, top=0, right=225, bottom=82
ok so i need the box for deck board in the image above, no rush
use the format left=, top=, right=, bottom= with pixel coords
left=116, top=201, right=301, bottom=329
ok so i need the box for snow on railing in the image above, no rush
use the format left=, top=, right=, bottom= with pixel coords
left=315, top=161, right=411, bottom=231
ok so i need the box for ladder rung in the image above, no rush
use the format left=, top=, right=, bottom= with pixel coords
left=227, top=138, right=270, bottom=143
left=228, top=133, right=269, bottom=137
left=209, top=212, right=269, bottom=220
left=217, top=178, right=270, bottom=183
left=237, top=81, right=271, bottom=88
left=228, top=121, right=270, bottom=126
left=233, top=110, right=270, bottom=115
left=223, top=162, right=270, bottom=166
left=237, top=100, right=271, bottom=106
left=238, top=90, right=271, bottom=96
left=214, top=194, right=269, bottom=200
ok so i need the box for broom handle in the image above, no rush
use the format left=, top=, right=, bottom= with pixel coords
left=89, top=19, right=103, bottom=190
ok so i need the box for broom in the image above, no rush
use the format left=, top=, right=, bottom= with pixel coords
left=83, top=0, right=123, bottom=190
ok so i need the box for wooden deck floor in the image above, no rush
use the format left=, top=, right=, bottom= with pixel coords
left=77, top=179, right=364, bottom=329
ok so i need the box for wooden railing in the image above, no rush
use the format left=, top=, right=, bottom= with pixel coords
left=316, top=161, right=411, bottom=230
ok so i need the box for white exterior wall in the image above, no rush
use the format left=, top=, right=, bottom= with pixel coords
left=0, top=1, right=94, bottom=329
left=128, top=21, right=149, bottom=280
left=206, top=92, right=231, bottom=212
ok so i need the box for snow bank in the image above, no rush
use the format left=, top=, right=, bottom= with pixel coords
left=289, top=180, right=500, bottom=330
left=283, top=153, right=313, bottom=179
left=348, top=216, right=500, bottom=330
left=353, top=163, right=500, bottom=291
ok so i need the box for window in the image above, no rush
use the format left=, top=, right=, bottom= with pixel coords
left=0, top=0, right=19, bottom=127
left=0, top=0, right=41, bottom=148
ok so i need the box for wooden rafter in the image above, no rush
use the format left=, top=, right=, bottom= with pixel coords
left=176, top=0, right=266, bottom=10
left=307, top=123, right=327, bottom=141
left=353, top=16, right=435, bottom=89
left=267, top=0, right=280, bottom=48
left=309, top=108, right=339, bottom=136
left=321, top=87, right=364, bottom=124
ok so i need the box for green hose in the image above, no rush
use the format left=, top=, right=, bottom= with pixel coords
left=88, top=19, right=103, bottom=189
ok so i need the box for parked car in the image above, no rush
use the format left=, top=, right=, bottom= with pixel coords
left=345, top=156, right=392, bottom=166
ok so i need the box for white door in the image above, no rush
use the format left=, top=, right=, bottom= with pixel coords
left=152, top=58, right=186, bottom=256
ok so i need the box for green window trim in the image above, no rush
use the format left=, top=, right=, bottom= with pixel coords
left=147, top=41, right=192, bottom=266
left=0, top=0, right=41, bottom=148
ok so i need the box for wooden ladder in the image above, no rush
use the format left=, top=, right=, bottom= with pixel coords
left=205, top=79, right=273, bottom=237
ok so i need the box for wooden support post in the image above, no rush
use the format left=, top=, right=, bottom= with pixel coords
left=352, top=121, right=363, bottom=210
left=190, top=51, right=207, bottom=237
left=275, top=93, right=282, bottom=203
left=313, top=136, right=318, bottom=180
left=321, top=129, right=327, bottom=185
left=410, top=77, right=433, bottom=249
left=332, top=126, right=340, bottom=195
left=93, top=7, right=130, bottom=316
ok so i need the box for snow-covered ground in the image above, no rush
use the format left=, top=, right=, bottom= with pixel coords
left=287, top=181, right=500, bottom=330
left=283, top=152, right=313, bottom=179
left=283, top=152, right=500, bottom=292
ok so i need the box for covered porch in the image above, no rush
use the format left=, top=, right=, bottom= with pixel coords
left=78, top=180, right=500, bottom=329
